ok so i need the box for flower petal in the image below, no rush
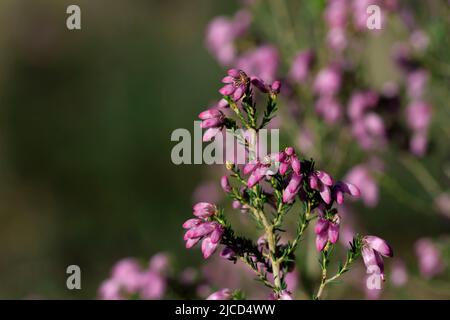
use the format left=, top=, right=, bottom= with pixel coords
left=365, top=236, right=394, bottom=257
left=219, top=84, right=235, bottom=96
left=203, top=127, right=221, bottom=142
left=201, top=237, right=219, bottom=259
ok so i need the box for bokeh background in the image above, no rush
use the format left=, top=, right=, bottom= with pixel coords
left=0, top=0, right=448, bottom=299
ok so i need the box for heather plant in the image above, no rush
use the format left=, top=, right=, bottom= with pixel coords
left=182, top=69, right=393, bottom=299
left=193, top=0, right=450, bottom=298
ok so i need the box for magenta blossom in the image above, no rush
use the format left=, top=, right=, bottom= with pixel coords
left=206, top=288, right=233, bottom=300
left=205, top=10, right=251, bottom=66
left=193, top=202, right=217, bottom=218
left=289, top=49, right=315, bottom=83
left=315, top=95, right=342, bottom=124
left=279, top=147, right=301, bottom=176
left=332, top=181, right=361, bottom=204
left=282, top=173, right=302, bottom=203
left=415, top=238, right=445, bottom=279
left=314, top=65, right=341, bottom=96
left=243, top=154, right=280, bottom=188
left=236, top=45, right=279, bottom=82
left=315, top=216, right=340, bottom=251
left=361, top=236, right=394, bottom=281
left=183, top=202, right=224, bottom=259
left=308, top=171, right=334, bottom=204
left=220, top=175, right=232, bottom=193
left=219, top=69, right=250, bottom=101
left=199, top=108, right=225, bottom=142
left=406, top=101, right=432, bottom=132
left=269, top=290, right=293, bottom=300
left=345, top=165, right=379, bottom=207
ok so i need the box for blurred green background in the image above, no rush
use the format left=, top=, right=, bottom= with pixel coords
left=0, top=0, right=240, bottom=298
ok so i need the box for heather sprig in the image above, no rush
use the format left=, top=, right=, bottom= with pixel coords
left=183, top=69, right=393, bottom=299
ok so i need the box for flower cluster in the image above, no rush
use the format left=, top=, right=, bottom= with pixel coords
left=98, top=255, right=168, bottom=300
left=183, top=68, right=394, bottom=300
left=183, top=203, right=224, bottom=259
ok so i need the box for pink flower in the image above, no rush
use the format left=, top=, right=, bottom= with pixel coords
left=282, top=173, right=302, bottom=203
left=243, top=154, right=280, bottom=188
left=361, top=236, right=394, bottom=281
left=220, top=175, right=232, bottom=193
left=415, top=238, right=444, bottom=279
left=193, top=202, right=217, bottom=218
left=289, top=49, right=315, bottom=83
left=149, top=253, right=170, bottom=274
left=183, top=202, right=224, bottom=258
left=407, top=70, right=428, bottom=100
left=236, top=45, right=279, bottom=82
left=207, top=288, right=233, bottom=300
left=390, top=259, right=408, bottom=287
left=205, top=10, right=251, bottom=66
left=410, top=131, right=428, bottom=157
left=219, top=69, right=250, bottom=101
left=314, top=65, right=341, bottom=96
left=314, top=216, right=340, bottom=251
left=315, top=95, right=342, bottom=124
left=345, top=165, right=379, bottom=207
left=308, top=171, right=334, bottom=204
left=139, top=270, right=166, bottom=300
left=406, top=101, right=432, bottom=131
left=279, top=147, right=301, bottom=176
left=347, top=91, right=378, bottom=120
left=269, top=290, right=293, bottom=300
left=332, top=181, right=361, bottom=204
left=199, top=108, right=225, bottom=142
